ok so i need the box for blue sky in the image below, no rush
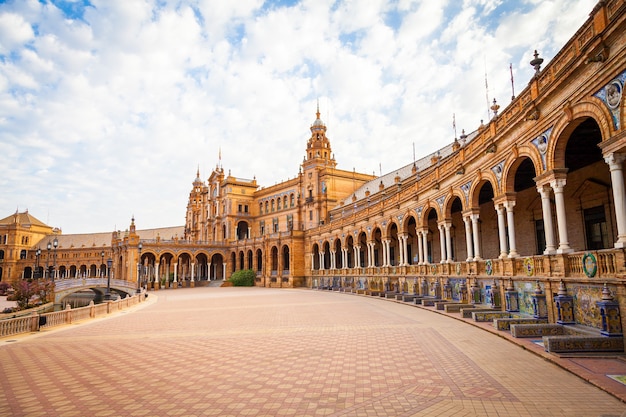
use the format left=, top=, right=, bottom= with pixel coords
left=0, top=0, right=596, bottom=233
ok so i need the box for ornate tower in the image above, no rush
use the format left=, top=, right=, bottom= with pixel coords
left=301, top=105, right=337, bottom=229
left=185, top=168, right=208, bottom=242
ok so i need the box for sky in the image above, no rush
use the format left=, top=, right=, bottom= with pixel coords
left=0, top=0, right=597, bottom=234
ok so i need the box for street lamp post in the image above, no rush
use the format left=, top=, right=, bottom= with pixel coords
left=137, top=242, right=143, bottom=293
left=34, top=248, right=41, bottom=279
left=46, top=241, right=51, bottom=279
left=51, top=237, right=58, bottom=281
left=106, top=258, right=112, bottom=301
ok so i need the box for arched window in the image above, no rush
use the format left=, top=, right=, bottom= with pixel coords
left=283, top=196, right=287, bottom=209
left=277, top=198, right=281, bottom=210
left=259, top=203, right=263, bottom=214
left=290, top=194, right=295, bottom=207
left=271, top=199, right=275, bottom=212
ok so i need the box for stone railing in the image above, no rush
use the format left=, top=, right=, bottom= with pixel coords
left=0, top=293, right=146, bottom=339
left=309, top=249, right=624, bottom=280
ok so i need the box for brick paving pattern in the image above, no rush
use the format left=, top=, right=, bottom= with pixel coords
left=1, top=287, right=625, bottom=417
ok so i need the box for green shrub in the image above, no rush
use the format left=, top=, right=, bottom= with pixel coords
left=229, top=269, right=255, bottom=286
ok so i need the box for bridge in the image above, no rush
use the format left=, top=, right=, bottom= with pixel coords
left=53, top=278, right=138, bottom=305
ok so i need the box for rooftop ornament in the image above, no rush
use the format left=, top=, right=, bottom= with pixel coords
left=530, top=50, right=544, bottom=74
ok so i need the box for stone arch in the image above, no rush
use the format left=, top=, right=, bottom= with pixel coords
left=503, top=152, right=541, bottom=194
left=270, top=246, right=279, bottom=272
left=332, top=237, right=342, bottom=269
left=209, top=253, right=224, bottom=280
left=468, top=177, right=498, bottom=209
left=549, top=99, right=611, bottom=171
left=443, top=190, right=467, bottom=218
left=281, top=244, right=290, bottom=271
left=311, top=243, right=320, bottom=270
left=255, top=249, right=263, bottom=273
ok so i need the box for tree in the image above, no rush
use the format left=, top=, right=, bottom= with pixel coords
left=11, top=280, right=55, bottom=310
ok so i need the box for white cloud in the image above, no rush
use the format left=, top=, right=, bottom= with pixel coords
left=0, top=0, right=598, bottom=233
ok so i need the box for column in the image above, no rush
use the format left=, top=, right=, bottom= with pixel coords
left=354, top=245, right=360, bottom=268
left=422, top=229, right=430, bottom=263
left=496, top=204, right=508, bottom=258
left=504, top=201, right=519, bottom=257
left=383, top=239, right=391, bottom=266
left=222, top=263, right=226, bottom=280
left=400, top=234, right=408, bottom=266
left=319, top=252, right=325, bottom=270
left=471, top=213, right=482, bottom=260
left=310, top=254, right=315, bottom=270
left=463, top=215, right=474, bottom=261
left=329, top=250, right=336, bottom=269
left=207, top=262, right=211, bottom=280
left=438, top=224, right=446, bottom=263
left=417, top=231, right=424, bottom=264
left=173, top=262, right=178, bottom=283
left=191, top=262, right=195, bottom=282
left=444, top=222, right=453, bottom=263
left=155, top=262, right=160, bottom=284
left=605, top=153, right=626, bottom=248
left=368, top=242, right=375, bottom=267
left=550, top=178, right=572, bottom=253
left=537, top=185, right=557, bottom=254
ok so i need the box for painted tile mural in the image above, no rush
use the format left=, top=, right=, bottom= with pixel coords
left=517, top=281, right=536, bottom=316
left=571, top=284, right=602, bottom=329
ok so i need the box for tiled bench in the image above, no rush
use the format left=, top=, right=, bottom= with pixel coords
left=494, top=317, right=548, bottom=331
left=543, top=335, right=625, bottom=353
left=421, top=298, right=444, bottom=307
left=510, top=323, right=568, bottom=338
left=443, top=303, right=474, bottom=313
left=460, top=308, right=499, bottom=319
left=471, top=311, right=512, bottom=322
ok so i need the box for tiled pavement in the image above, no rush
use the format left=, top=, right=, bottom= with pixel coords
left=1, top=287, right=625, bottom=417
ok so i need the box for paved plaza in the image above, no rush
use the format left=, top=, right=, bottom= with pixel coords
left=1, top=287, right=625, bottom=417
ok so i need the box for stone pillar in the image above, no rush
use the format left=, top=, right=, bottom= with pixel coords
left=490, top=279, right=501, bottom=308
left=354, top=245, right=360, bottom=268
left=605, top=153, right=626, bottom=248
left=222, top=263, right=226, bottom=280
left=422, top=229, right=430, bottom=264
left=550, top=179, right=572, bottom=253
left=463, top=215, right=474, bottom=261
left=173, top=262, right=178, bottom=283
left=505, top=279, right=519, bottom=312
left=329, top=250, right=336, bottom=270
left=444, top=222, right=453, bottom=263
left=154, top=262, right=160, bottom=290
left=417, top=231, right=424, bottom=264
left=503, top=200, right=518, bottom=257
left=469, top=279, right=481, bottom=304
left=496, top=204, right=508, bottom=259
left=597, top=283, right=623, bottom=336
left=537, top=184, right=557, bottom=254
left=438, top=223, right=446, bottom=263
left=471, top=214, right=482, bottom=260
left=554, top=280, right=575, bottom=324
left=319, top=252, right=325, bottom=270
left=190, top=262, right=195, bottom=288
left=420, top=277, right=429, bottom=296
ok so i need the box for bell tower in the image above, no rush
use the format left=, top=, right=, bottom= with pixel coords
left=303, top=103, right=336, bottom=170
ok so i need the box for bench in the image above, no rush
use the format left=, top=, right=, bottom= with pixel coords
left=421, top=298, right=444, bottom=307
left=400, top=294, right=418, bottom=302
left=494, top=317, right=548, bottom=331
left=471, top=311, right=512, bottom=322
left=510, top=323, right=570, bottom=338
left=460, top=308, right=499, bottom=318
left=443, top=303, right=474, bottom=313
left=543, top=335, right=625, bottom=353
